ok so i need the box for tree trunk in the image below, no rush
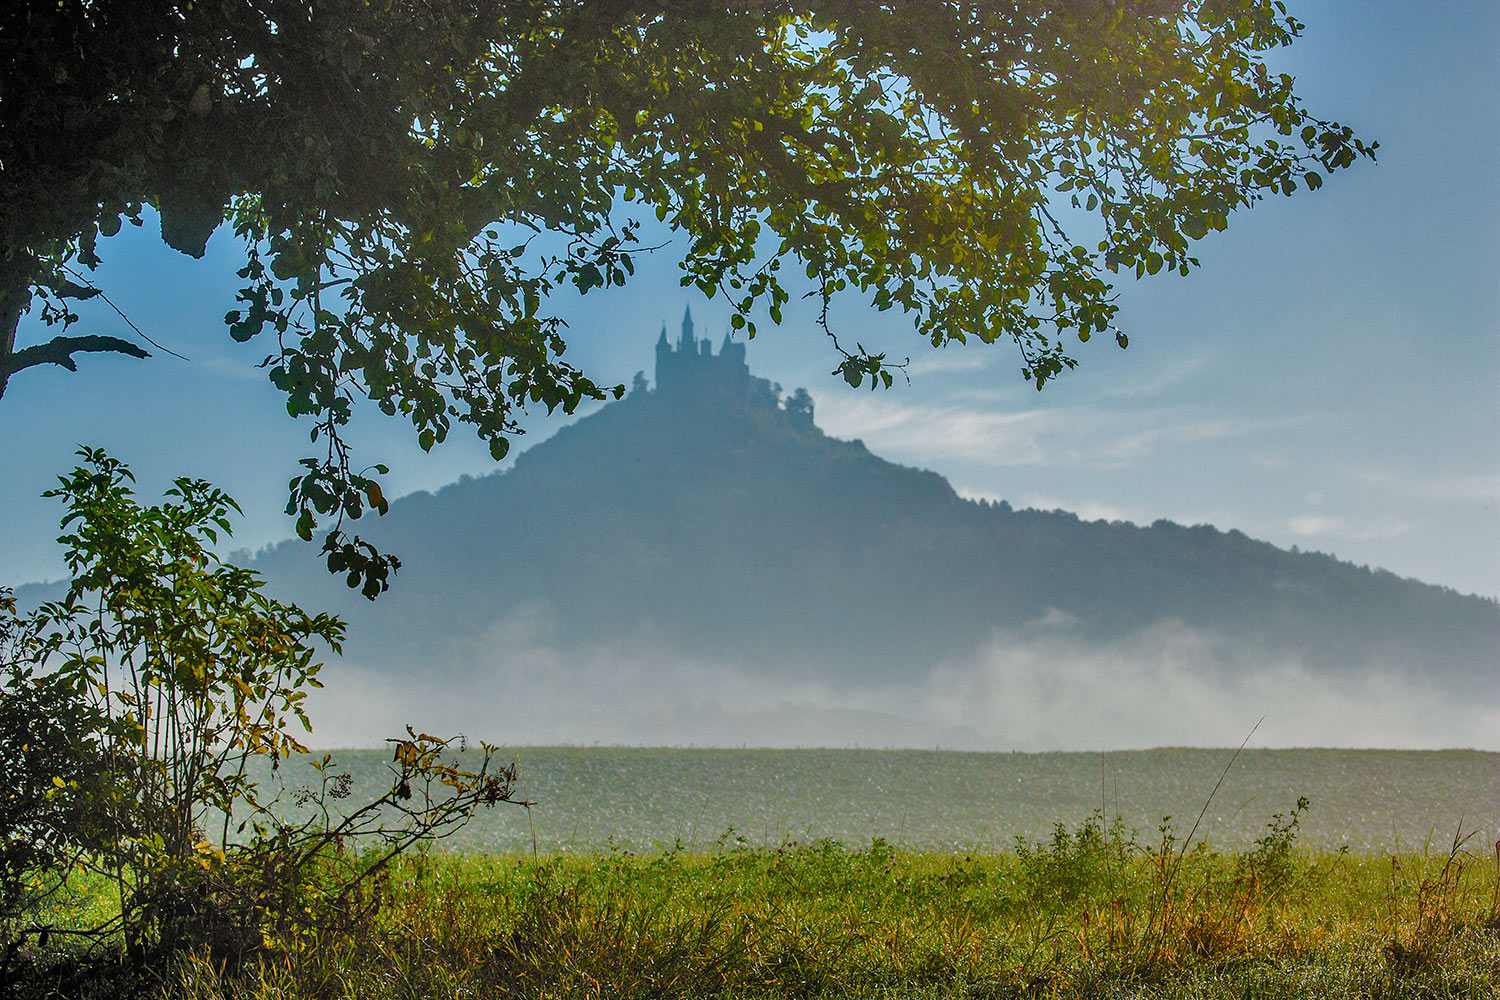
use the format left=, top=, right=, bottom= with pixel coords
left=0, top=254, right=36, bottom=402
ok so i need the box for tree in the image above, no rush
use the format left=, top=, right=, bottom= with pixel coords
left=0, top=1, right=1374, bottom=592
left=783, top=386, right=814, bottom=421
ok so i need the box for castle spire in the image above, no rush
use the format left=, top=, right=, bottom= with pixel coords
left=680, top=304, right=695, bottom=349
left=657, top=321, right=669, bottom=348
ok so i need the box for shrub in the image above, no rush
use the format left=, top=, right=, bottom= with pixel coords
left=0, top=593, right=110, bottom=970
left=2, top=449, right=526, bottom=974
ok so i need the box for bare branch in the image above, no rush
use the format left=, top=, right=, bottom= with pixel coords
left=4, top=334, right=149, bottom=375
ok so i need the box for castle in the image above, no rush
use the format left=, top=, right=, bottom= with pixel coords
left=653, top=304, right=750, bottom=404
left=650, top=305, right=813, bottom=425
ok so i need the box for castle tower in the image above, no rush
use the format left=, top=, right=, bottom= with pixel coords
left=654, top=321, right=671, bottom=390
left=679, top=304, right=695, bottom=351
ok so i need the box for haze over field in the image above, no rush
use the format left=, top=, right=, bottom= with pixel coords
left=305, top=614, right=1500, bottom=752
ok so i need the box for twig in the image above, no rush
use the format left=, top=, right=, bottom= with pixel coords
left=60, top=264, right=190, bottom=361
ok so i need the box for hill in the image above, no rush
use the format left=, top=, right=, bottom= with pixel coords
left=248, top=315, right=1497, bottom=710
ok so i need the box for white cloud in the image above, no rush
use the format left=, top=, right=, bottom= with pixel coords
left=1287, top=514, right=1341, bottom=537
left=197, top=355, right=268, bottom=382
left=906, top=351, right=996, bottom=377
left=814, top=397, right=1281, bottom=471
left=1287, top=513, right=1411, bottom=541
left=1094, top=353, right=1210, bottom=401
left=1248, top=452, right=1287, bottom=469
left=1346, top=467, right=1500, bottom=505
left=815, top=398, right=1056, bottom=466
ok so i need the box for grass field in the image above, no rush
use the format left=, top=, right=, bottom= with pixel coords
left=17, top=811, right=1500, bottom=999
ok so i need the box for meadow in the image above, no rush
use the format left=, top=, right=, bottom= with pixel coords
left=17, top=808, right=1500, bottom=999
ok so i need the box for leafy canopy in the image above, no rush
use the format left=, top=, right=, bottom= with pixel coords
left=0, top=1, right=1374, bottom=593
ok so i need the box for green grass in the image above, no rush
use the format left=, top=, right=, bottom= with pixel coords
left=15, top=817, right=1500, bottom=999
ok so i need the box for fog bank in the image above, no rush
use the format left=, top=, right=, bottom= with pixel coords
left=306, top=615, right=1498, bottom=751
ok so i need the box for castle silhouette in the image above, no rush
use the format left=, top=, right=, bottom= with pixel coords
left=652, top=305, right=813, bottom=424
left=654, top=304, right=749, bottom=403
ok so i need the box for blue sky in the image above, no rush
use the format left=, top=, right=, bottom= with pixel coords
left=3, top=0, right=1497, bottom=602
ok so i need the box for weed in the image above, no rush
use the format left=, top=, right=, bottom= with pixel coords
left=1013, top=811, right=1133, bottom=908
left=1382, top=825, right=1487, bottom=975
left=1242, top=794, right=1310, bottom=899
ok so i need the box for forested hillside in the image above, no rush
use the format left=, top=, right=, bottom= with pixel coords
left=249, top=377, right=1498, bottom=695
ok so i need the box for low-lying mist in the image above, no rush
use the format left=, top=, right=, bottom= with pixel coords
left=306, top=612, right=1499, bottom=751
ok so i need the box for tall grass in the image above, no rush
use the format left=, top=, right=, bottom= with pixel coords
left=16, top=809, right=1500, bottom=999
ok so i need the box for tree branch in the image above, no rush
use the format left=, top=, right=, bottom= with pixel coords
left=4, top=335, right=150, bottom=376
